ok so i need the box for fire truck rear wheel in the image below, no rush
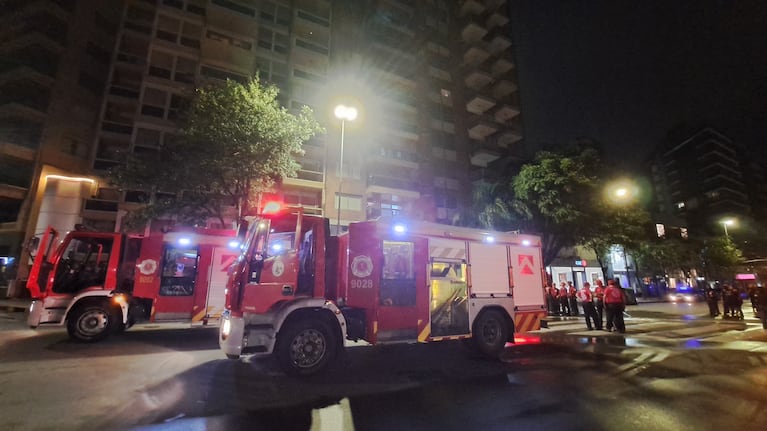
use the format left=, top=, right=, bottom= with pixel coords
left=472, top=309, right=509, bottom=358
left=276, top=318, right=336, bottom=376
left=67, top=302, right=118, bottom=343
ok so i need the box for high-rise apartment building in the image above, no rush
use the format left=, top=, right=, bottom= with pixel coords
left=2, top=0, right=525, bottom=281
left=647, top=127, right=756, bottom=238
left=0, top=0, right=121, bottom=281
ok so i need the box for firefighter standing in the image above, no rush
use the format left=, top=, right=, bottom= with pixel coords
left=604, top=279, right=626, bottom=333
left=577, top=282, right=600, bottom=330
left=559, top=282, right=571, bottom=316
left=568, top=281, right=579, bottom=316
left=594, top=279, right=605, bottom=329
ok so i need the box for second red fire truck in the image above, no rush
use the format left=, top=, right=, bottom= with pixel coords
left=219, top=208, right=547, bottom=375
left=26, top=225, right=238, bottom=342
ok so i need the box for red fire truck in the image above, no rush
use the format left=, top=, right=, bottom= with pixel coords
left=219, top=208, right=547, bottom=375
left=26, top=225, right=238, bottom=342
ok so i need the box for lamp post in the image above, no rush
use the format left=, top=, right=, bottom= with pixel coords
left=721, top=218, right=734, bottom=238
left=334, top=104, right=357, bottom=234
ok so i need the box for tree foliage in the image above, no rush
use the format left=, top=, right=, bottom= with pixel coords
left=511, top=145, right=602, bottom=265
left=109, top=78, right=324, bottom=229
left=702, top=237, right=744, bottom=280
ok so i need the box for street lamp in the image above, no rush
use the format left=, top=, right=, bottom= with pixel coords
left=334, top=104, right=357, bottom=234
left=721, top=218, right=735, bottom=238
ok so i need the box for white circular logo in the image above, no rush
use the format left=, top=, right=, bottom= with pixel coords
left=137, top=259, right=158, bottom=275
left=351, top=255, right=373, bottom=278
left=272, top=258, right=285, bottom=277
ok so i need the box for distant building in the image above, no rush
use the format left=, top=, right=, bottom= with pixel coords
left=647, top=127, right=765, bottom=239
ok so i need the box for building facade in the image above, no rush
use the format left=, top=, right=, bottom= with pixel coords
left=647, top=127, right=754, bottom=239
left=2, top=0, right=525, bottom=286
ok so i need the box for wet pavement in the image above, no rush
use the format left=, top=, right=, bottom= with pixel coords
left=2, top=301, right=767, bottom=430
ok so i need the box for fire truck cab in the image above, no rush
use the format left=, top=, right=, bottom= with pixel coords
left=26, top=226, right=237, bottom=342
left=219, top=209, right=546, bottom=375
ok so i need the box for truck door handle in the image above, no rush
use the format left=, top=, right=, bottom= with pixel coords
left=282, top=285, right=293, bottom=296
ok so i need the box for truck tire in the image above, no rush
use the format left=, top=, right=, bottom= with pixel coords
left=67, top=302, right=117, bottom=343
left=276, top=318, right=336, bottom=376
left=472, top=309, right=509, bottom=358
left=226, top=354, right=240, bottom=360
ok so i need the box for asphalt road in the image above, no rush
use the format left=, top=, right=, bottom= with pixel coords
left=1, top=302, right=767, bottom=431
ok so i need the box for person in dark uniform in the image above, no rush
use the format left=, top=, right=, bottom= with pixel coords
left=577, top=282, right=599, bottom=330
left=756, top=285, right=767, bottom=329
left=706, top=287, right=720, bottom=317
left=568, top=281, right=579, bottom=317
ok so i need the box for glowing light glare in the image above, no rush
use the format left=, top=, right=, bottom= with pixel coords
left=178, top=237, right=191, bottom=246
left=271, top=243, right=283, bottom=252
left=228, top=240, right=241, bottom=249
left=722, top=219, right=735, bottom=226
left=262, top=201, right=281, bottom=214
left=521, top=239, right=531, bottom=246
left=334, top=104, right=358, bottom=121
left=221, top=318, right=231, bottom=339
left=615, top=188, right=628, bottom=198
left=393, top=223, right=407, bottom=234
left=45, top=174, right=95, bottom=184
left=485, top=235, right=495, bottom=243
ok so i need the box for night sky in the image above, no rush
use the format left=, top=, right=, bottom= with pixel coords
left=510, top=0, right=767, bottom=171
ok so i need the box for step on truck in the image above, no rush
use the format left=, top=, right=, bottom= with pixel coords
left=26, top=225, right=238, bottom=342
left=219, top=207, right=547, bottom=375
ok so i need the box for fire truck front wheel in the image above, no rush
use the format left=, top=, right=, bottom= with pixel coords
left=67, top=301, right=119, bottom=343
left=276, top=319, right=337, bottom=376
left=472, top=309, right=510, bottom=358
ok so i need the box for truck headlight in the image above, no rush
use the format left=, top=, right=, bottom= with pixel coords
left=221, top=317, right=231, bottom=340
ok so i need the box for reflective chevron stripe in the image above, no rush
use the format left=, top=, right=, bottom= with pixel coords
left=515, top=310, right=546, bottom=333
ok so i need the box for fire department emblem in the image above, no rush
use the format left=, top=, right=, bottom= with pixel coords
left=137, top=259, right=158, bottom=275
left=351, top=255, right=373, bottom=278
left=272, top=258, right=285, bottom=277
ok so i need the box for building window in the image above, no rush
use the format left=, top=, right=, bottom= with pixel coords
left=260, top=1, right=291, bottom=26
left=211, top=0, right=256, bottom=17
left=335, top=193, right=362, bottom=211
left=141, top=88, right=168, bottom=118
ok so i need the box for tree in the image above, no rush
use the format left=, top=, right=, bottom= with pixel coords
left=109, top=78, right=324, bottom=229
left=701, top=237, right=744, bottom=281
left=582, top=200, right=651, bottom=280
left=512, top=145, right=602, bottom=266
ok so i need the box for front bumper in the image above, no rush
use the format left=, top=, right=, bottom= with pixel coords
left=219, top=311, right=245, bottom=357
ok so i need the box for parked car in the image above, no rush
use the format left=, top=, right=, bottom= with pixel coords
left=667, top=288, right=702, bottom=303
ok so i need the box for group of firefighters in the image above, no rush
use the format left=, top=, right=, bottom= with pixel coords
left=544, top=279, right=627, bottom=333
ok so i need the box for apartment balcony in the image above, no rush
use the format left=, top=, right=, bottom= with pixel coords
left=467, top=114, right=499, bottom=140
left=0, top=184, right=27, bottom=200
left=200, top=38, right=254, bottom=73
left=464, top=69, right=493, bottom=91
left=466, top=93, right=496, bottom=115
left=368, top=147, right=419, bottom=169
left=382, top=120, right=419, bottom=141
left=486, top=10, right=510, bottom=30
left=459, top=0, right=486, bottom=17
left=493, top=103, right=520, bottom=123
left=366, top=175, right=420, bottom=199
left=488, top=33, right=512, bottom=53
left=494, top=128, right=523, bottom=147
left=492, top=79, right=517, bottom=99
left=283, top=169, right=325, bottom=189
left=0, top=66, right=55, bottom=88
left=463, top=40, right=491, bottom=66
left=461, top=19, right=488, bottom=43
left=469, top=143, right=501, bottom=167
left=491, top=54, right=515, bottom=77
left=207, top=3, right=261, bottom=35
